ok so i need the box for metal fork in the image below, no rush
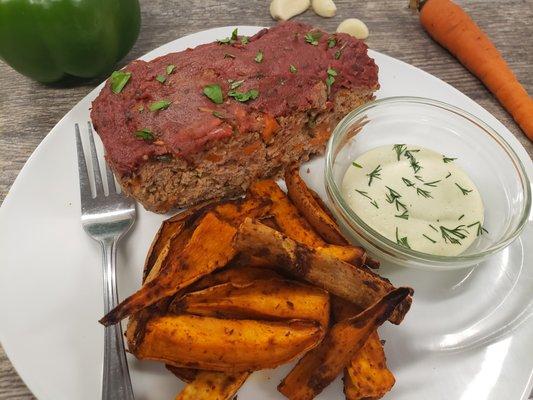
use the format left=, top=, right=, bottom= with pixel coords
left=75, top=122, right=136, bottom=400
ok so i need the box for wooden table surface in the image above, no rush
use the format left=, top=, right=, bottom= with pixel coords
left=0, top=0, right=532, bottom=398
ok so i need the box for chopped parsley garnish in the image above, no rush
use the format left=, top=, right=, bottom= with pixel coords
left=134, top=128, right=154, bottom=141
left=352, top=161, right=363, bottom=168
left=440, top=224, right=468, bottom=244
left=443, top=156, right=457, bottom=163
left=366, top=164, right=382, bottom=186
left=218, top=28, right=239, bottom=44
left=166, top=64, right=176, bottom=74
left=110, top=71, right=131, bottom=94
left=327, top=37, right=336, bottom=48
left=289, top=64, right=297, bottom=73
left=305, top=31, right=322, bottom=45
left=422, top=234, right=436, bottom=243
left=203, top=84, right=224, bottom=104
left=467, top=221, right=488, bottom=236
left=326, top=67, right=337, bottom=95
left=254, top=51, right=263, bottom=63
left=334, top=50, right=341, bottom=59
left=396, top=227, right=410, bottom=248
left=228, top=89, right=259, bottom=102
left=241, top=36, right=249, bottom=45
left=156, top=75, right=166, bottom=84
left=148, top=100, right=171, bottom=111
left=455, top=183, right=473, bottom=195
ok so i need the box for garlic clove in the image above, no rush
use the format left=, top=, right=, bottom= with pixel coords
left=270, top=0, right=311, bottom=21
left=336, top=18, right=369, bottom=40
left=311, top=0, right=337, bottom=18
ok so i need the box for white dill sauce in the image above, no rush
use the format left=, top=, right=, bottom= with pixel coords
left=341, top=144, right=486, bottom=256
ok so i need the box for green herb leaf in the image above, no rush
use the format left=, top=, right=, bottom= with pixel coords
left=289, top=64, right=297, bottom=73
left=355, top=189, right=373, bottom=201
left=416, top=187, right=432, bottom=198
left=305, top=31, right=322, bottom=45
left=455, top=183, right=473, bottom=195
left=443, top=156, right=457, bottom=163
left=110, top=71, right=131, bottom=94
left=396, top=227, right=411, bottom=248
left=352, top=161, right=362, bottom=168
left=327, top=37, right=336, bottom=48
left=423, top=234, right=436, bottom=243
left=445, top=172, right=452, bottom=179
left=429, top=224, right=438, bottom=232
left=241, top=36, right=249, bottom=45
left=148, top=100, right=171, bottom=111
left=327, top=67, right=338, bottom=76
left=415, top=175, right=424, bottom=182
left=370, top=200, right=379, bottom=209
left=395, top=210, right=409, bottom=220
left=402, top=177, right=415, bottom=187
left=156, top=75, right=166, bottom=84
left=231, top=28, right=238, bottom=41
left=218, top=28, right=239, bottom=45
left=228, top=89, right=259, bottom=102
left=203, top=84, right=224, bottom=104
left=405, top=149, right=422, bottom=173
left=366, top=164, right=382, bottom=186
left=458, top=214, right=465, bottom=220
left=440, top=224, right=468, bottom=244
left=424, top=179, right=441, bottom=187
left=467, top=221, right=488, bottom=236
left=393, top=144, right=406, bottom=161
left=325, top=68, right=338, bottom=95
left=254, top=51, right=263, bottom=63
left=334, top=50, right=341, bottom=59
left=134, top=128, right=154, bottom=141
left=166, top=64, right=176, bottom=74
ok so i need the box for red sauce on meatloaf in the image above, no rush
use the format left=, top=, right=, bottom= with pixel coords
left=90, top=21, right=378, bottom=176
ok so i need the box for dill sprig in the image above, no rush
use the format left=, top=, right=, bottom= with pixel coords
left=422, top=234, right=436, bottom=243
left=396, top=227, right=410, bottom=248
left=445, top=172, right=452, bottom=179
left=424, top=179, right=441, bottom=187
left=467, top=221, right=488, bottom=236
left=458, top=214, right=465, bottom=220
left=415, top=175, right=425, bottom=182
left=405, top=149, right=422, bottom=173
left=355, top=189, right=372, bottom=200
left=370, top=200, right=379, bottom=209
left=393, top=144, right=406, bottom=161
left=395, top=210, right=409, bottom=220
left=366, top=164, right=382, bottom=186
left=416, top=187, right=432, bottom=198
left=455, top=183, right=473, bottom=195
left=352, top=161, right=362, bottom=168
left=429, top=224, right=438, bottom=232
left=385, top=186, right=407, bottom=212
left=402, top=177, right=415, bottom=187
left=443, top=156, right=457, bottom=163
left=440, top=224, right=468, bottom=244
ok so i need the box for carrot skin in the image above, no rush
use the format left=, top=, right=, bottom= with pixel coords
left=420, top=0, right=533, bottom=140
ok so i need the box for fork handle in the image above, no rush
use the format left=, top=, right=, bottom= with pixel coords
left=101, top=238, right=135, bottom=400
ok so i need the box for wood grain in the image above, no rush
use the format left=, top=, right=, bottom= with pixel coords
left=0, top=0, right=531, bottom=398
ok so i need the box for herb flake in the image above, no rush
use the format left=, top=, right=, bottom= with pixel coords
left=148, top=100, right=171, bottom=111
left=443, top=156, right=457, bottom=163
left=440, top=225, right=468, bottom=244
left=467, top=221, right=488, bottom=236
left=352, top=162, right=362, bottom=168
left=134, top=128, right=154, bottom=141
left=110, top=71, right=131, bottom=94
left=327, top=37, right=336, bottom=48
left=423, top=234, right=436, bottom=243
left=203, top=84, right=224, bottom=104
left=455, top=183, right=473, bottom=195
left=254, top=51, right=263, bottom=63
left=156, top=75, right=166, bottom=84
left=166, top=64, right=176, bottom=74
left=366, top=164, right=382, bottom=186
left=228, top=89, right=259, bottom=102
left=305, top=31, right=322, bottom=45
left=289, top=64, right=297, bottom=73
left=396, top=227, right=411, bottom=248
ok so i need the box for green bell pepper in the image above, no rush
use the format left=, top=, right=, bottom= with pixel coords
left=0, top=0, right=141, bottom=83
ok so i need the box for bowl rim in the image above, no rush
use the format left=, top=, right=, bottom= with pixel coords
left=325, top=96, right=532, bottom=264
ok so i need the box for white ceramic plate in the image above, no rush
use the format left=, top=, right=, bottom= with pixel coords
left=0, top=26, right=532, bottom=400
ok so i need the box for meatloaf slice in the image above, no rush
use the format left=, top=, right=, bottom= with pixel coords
left=90, top=21, right=379, bottom=213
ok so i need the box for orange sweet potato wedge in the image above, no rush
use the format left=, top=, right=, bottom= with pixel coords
left=285, top=164, right=348, bottom=245
left=233, top=219, right=412, bottom=325
left=171, top=278, right=330, bottom=327
left=175, top=370, right=250, bottom=400
left=100, top=197, right=271, bottom=326
left=277, top=288, right=412, bottom=400
left=127, top=314, right=324, bottom=372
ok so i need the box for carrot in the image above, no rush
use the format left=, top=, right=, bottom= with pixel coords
left=419, top=0, right=533, bottom=141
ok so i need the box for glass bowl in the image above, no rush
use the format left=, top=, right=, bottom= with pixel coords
left=325, top=97, right=531, bottom=270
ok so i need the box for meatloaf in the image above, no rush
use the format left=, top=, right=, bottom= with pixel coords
left=90, top=21, right=379, bottom=213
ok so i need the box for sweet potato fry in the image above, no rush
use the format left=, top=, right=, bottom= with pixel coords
left=234, top=219, right=412, bottom=325
left=285, top=164, right=348, bottom=245
left=190, top=265, right=282, bottom=291
left=127, top=314, right=324, bottom=372
left=344, top=331, right=395, bottom=400
left=166, top=365, right=198, bottom=383
left=249, top=179, right=326, bottom=248
left=100, top=197, right=271, bottom=326
left=277, top=288, right=411, bottom=400
left=175, top=370, right=250, bottom=400
left=317, top=244, right=366, bottom=266
left=171, top=278, right=330, bottom=327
